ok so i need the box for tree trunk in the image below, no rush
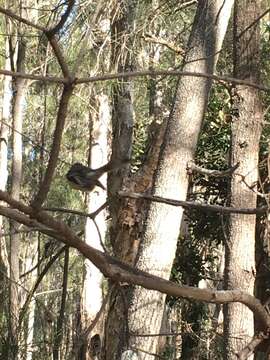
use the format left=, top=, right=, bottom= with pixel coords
left=105, top=1, right=234, bottom=359
left=78, top=93, right=110, bottom=360
left=108, top=0, right=136, bottom=224
left=0, top=36, right=12, bottom=301
left=53, top=247, right=69, bottom=360
left=9, top=37, right=27, bottom=360
left=223, top=1, right=263, bottom=358
left=126, top=1, right=234, bottom=358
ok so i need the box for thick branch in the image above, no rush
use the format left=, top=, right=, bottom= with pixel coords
left=47, top=35, right=71, bottom=78
left=0, top=190, right=269, bottom=331
left=118, top=191, right=267, bottom=215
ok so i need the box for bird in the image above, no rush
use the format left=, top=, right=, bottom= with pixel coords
left=66, top=158, right=129, bottom=192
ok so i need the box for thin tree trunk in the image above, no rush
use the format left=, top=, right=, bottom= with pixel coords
left=224, top=1, right=263, bottom=358
left=0, top=36, right=12, bottom=289
left=78, top=93, right=110, bottom=360
left=53, top=247, right=69, bottom=360
left=120, top=1, right=234, bottom=359
left=9, top=37, right=27, bottom=360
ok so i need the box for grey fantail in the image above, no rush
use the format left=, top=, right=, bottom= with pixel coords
left=66, top=158, right=129, bottom=192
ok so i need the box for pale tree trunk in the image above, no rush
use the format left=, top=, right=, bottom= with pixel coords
left=119, top=1, right=234, bottom=359
left=0, top=37, right=12, bottom=289
left=0, top=37, right=12, bottom=358
left=78, top=93, right=110, bottom=360
left=223, top=1, right=263, bottom=358
left=9, top=37, right=27, bottom=360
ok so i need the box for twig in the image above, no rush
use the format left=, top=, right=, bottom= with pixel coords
left=187, top=161, right=239, bottom=177
left=237, top=7, right=270, bottom=40
left=142, top=33, right=184, bottom=54
left=0, top=69, right=65, bottom=83
left=19, top=245, right=67, bottom=328
left=43, top=202, right=108, bottom=219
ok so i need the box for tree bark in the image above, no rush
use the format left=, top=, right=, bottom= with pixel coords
left=53, top=247, right=69, bottom=360
left=105, top=1, right=234, bottom=359
left=0, top=36, right=12, bottom=293
left=78, top=93, right=110, bottom=360
left=224, top=1, right=263, bottom=358
left=126, top=0, right=234, bottom=357
left=9, top=37, right=27, bottom=360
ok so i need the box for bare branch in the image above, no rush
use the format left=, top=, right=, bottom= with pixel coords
left=0, top=69, right=66, bottom=83
left=142, top=33, right=184, bottom=54
left=47, top=35, right=71, bottom=78
left=0, top=5, right=45, bottom=32
left=237, top=7, right=270, bottom=40
left=187, top=161, right=240, bottom=177
left=19, top=245, right=67, bottom=328
left=118, top=191, right=267, bottom=215
left=31, top=85, right=74, bottom=208
left=77, top=70, right=270, bottom=92
left=0, top=6, right=71, bottom=78
left=44, top=202, right=108, bottom=219
left=46, top=0, right=75, bottom=37
left=1, top=68, right=270, bottom=93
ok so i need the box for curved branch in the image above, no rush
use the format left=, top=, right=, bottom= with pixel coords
left=187, top=161, right=240, bottom=177
left=0, top=190, right=269, bottom=332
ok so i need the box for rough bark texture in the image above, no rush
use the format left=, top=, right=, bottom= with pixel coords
left=108, top=0, right=136, bottom=224
left=125, top=1, right=234, bottom=357
left=224, top=1, right=263, bottom=358
left=105, top=1, right=234, bottom=359
left=104, top=1, right=137, bottom=358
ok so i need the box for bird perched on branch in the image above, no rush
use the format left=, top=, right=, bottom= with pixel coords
left=66, top=158, right=129, bottom=192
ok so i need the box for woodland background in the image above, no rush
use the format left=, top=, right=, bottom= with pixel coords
left=0, top=0, right=270, bottom=359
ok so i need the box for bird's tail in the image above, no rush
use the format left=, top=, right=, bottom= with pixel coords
left=95, top=158, right=130, bottom=174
